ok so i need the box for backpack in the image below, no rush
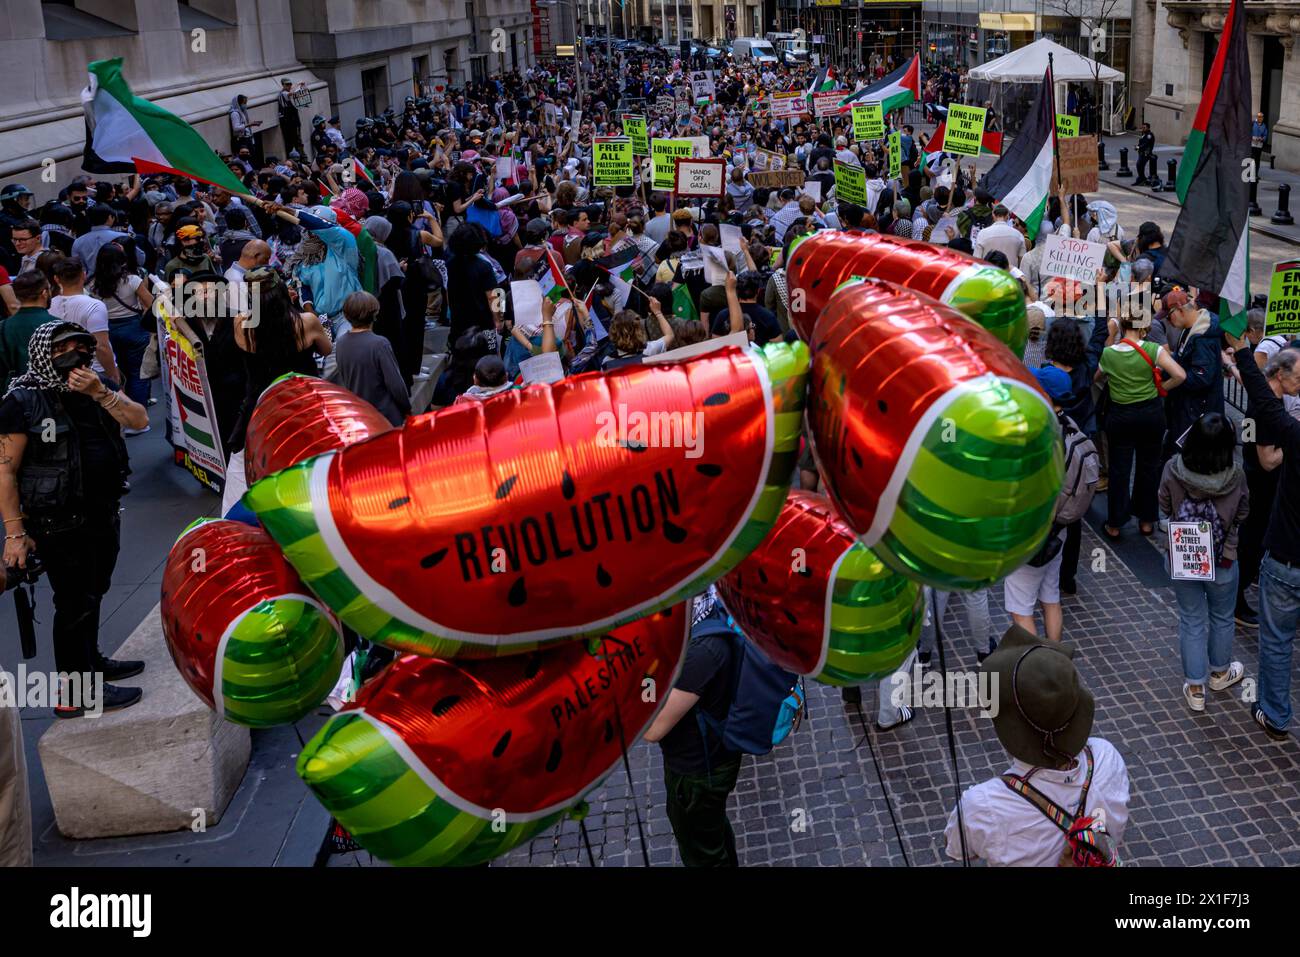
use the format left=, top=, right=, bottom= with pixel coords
left=1001, top=745, right=1121, bottom=867
left=466, top=199, right=503, bottom=239
left=1173, top=495, right=1227, bottom=563
left=1054, top=415, right=1100, bottom=526
left=691, top=604, right=802, bottom=757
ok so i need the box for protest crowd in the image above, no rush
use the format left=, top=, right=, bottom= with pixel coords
left=0, top=29, right=1293, bottom=871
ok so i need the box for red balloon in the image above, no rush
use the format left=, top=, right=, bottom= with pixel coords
left=715, top=491, right=923, bottom=684
left=161, top=519, right=345, bottom=727
left=806, top=279, right=1061, bottom=589
left=296, top=603, right=690, bottom=866
left=785, top=230, right=1027, bottom=355
left=246, top=341, right=809, bottom=657
left=244, top=373, right=395, bottom=485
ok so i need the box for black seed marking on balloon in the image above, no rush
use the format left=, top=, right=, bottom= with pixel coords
left=811, top=277, right=822, bottom=288
left=696, top=463, right=723, bottom=477
left=195, top=632, right=203, bottom=644
left=757, top=568, right=768, bottom=584
left=523, top=654, right=542, bottom=679
left=773, top=634, right=791, bottom=651
left=604, top=719, right=614, bottom=743
left=508, top=577, right=527, bottom=606
left=545, top=739, right=563, bottom=772
left=431, top=694, right=460, bottom=716
left=877, top=400, right=888, bottom=414
left=495, top=475, right=519, bottom=499
left=621, top=439, right=648, bottom=453
left=596, top=563, right=613, bottom=587
left=851, top=447, right=864, bottom=469
left=420, top=548, right=448, bottom=569
left=561, top=470, right=576, bottom=499
left=703, top=392, right=729, bottom=406
left=663, top=520, right=687, bottom=544
left=492, top=731, right=512, bottom=758
left=783, top=608, right=799, bottom=625
left=388, top=496, right=411, bottom=509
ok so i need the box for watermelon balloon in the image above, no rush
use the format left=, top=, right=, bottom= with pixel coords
left=161, top=519, right=345, bottom=727
left=245, top=340, right=809, bottom=658
left=715, top=491, right=922, bottom=685
left=244, top=373, right=396, bottom=486
left=296, top=603, right=690, bottom=867
left=806, top=279, right=1062, bottom=591
left=786, top=229, right=1028, bottom=357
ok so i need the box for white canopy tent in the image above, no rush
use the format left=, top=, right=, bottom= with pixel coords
left=965, top=38, right=1125, bottom=135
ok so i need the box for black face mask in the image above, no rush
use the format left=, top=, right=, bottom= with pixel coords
left=52, top=350, right=91, bottom=379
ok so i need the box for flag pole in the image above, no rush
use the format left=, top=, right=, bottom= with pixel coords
left=1047, top=53, right=1063, bottom=194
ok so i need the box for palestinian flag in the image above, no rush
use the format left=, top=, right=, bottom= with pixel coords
left=352, top=158, right=378, bottom=191
left=672, top=283, right=698, bottom=323
left=81, top=58, right=247, bottom=194
left=1158, top=0, right=1251, bottom=335
left=839, top=54, right=921, bottom=114
left=534, top=247, right=572, bottom=303
left=980, top=67, right=1055, bottom=239
left=924, top=118, right=1003, bottom=157
left=595, top=244, right=649, bottom=284
left=806, top=65, right=837, bottom=97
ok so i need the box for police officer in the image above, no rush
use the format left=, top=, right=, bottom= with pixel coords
left=0, top=321, right=151, bottom=716
left=1136, top=122, right=1157, bottom=186
left=309, top=114, right=331, bottom=160
left=277, top=77, right=303, bottom=154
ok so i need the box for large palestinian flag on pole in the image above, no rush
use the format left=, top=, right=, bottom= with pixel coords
left=1158, top=0, right=1251, bottom=335
left=81, top=58, right=248, bottom=194
left=839, top=54, right=921, bottom=113
left=980, top=67, right=1055, bottom=240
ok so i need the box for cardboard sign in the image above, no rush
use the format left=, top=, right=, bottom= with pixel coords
left=1056, top=114, right=1079, bottom=138
left=1058, top=134, right=1099, bottom=194
left=592, top=136, right=634, bottom=186
left=812, top=91, right=846, bottom=118
left=747, top=169, right=806, bottom=189
left=852, top=102, right=885, bottom=142
left=834, top=160, right=867, bottom=206
left=690, top=70, right=715, bottom=99
left=1042, top=234, right=1108, bottom=282
left=942, top=104, right=988, bottom=157
left=624, top=114, right=649, bottom=156
left=656, top=94, right=675, bottom=115
left=752, top=147, right=786, bottom=171
left=1266, top=259, right=1300, bottom=336
left=674, top=157, right=726, bottom=197
left=569, top=110, right=582, bottom=142
left=770, top=91, right=806, bottom=119
left=887, top=131, right=902, bottom=179
left=1169, top=522, right=1216, bottom=581
left=651, top=138, right=695, bottom=190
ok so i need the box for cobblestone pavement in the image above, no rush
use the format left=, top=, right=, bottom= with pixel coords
left=473, top=523, right=1299, bottom=868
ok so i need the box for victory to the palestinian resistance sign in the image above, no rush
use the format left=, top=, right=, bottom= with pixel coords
left=943, top=104, right=988, bottom=157
left=852, top=102, right=884, bottom=142
left=592, top=136, right=634, bottom=186
left=834, top=160, right=866, bottom=205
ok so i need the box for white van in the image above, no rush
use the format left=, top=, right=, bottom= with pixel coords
left=732, top=37, right=779, bottom=65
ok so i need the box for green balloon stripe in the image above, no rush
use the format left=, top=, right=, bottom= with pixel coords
left=921, top=423, right=1058, bottom=482
left=896, top=480, right=1059, bottom=552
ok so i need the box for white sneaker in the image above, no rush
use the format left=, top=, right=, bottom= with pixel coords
left=1208, top=661, right=1245, bottom=692
left=123, top=426, right=151, bottom=437
left=1183, top=682, right=1206, bottom=713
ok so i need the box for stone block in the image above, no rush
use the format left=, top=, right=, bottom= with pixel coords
left=38, top=603, right=249, bottom=840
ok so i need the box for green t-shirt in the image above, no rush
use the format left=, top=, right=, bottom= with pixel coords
left=1099, top=339, right=1163, bottom=404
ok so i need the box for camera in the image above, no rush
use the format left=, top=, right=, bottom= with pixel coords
left=1, top=555, right=42, bottom=593
left=2, top=554, right=43, bottom=660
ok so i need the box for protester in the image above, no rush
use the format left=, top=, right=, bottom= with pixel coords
left=332, top=291, right=410, bottom=427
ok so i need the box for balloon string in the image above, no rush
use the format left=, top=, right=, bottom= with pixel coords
left=849, top=699, right=911, bottom=867
left=602, top=636, right=651, bottom=867
left=578, top=819, right=597, bottom=867
left=934, top=613, right=970, bottom=867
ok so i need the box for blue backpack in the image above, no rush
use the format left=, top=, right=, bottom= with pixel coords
left=692, top=606, right=803, bottom=756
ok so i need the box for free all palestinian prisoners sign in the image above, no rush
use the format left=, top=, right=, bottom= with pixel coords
left=592, top=136, right=634, bottom=186
left=942, top=104, right=987, bottom=157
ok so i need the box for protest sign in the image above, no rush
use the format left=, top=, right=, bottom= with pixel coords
left=156, top=293, right=227, bottom=494
left=1042, top=234, right=1108, bottom=282
left=592, top=136, right=634, bottom=186
left=1056, top=114, right=1079, bottom=138
left=834, top=160, right=867, bottom=205
left=800, top=179, right=822, bottom=202
left=812, top=91, right=846, bottom=118
left=852, top=103, right=885, bottom=142
left=623, top=114, right=649, bottom=155
left=887, top=131, right=902, bottom=179
left=690, top=70, right=715, bottom=99
left=1058, top=135, right=1099, bottom=194
left=1169, top=522, right=1216, bottom=581
left=770, top=92, right=806, bottom=119
left=655, top=94, right=675, bottom=115
left=569, top=110, right=582, bottom=142
left=753, top=147, right=786, bottom=170
left=675, top=157, right=726, bottom=197
left=685, top=135, right=712, bottom=157
left=942, top=104, right=988, bottom=157
left=747, top=169, right=806, bottom=189
left=651, top=138, right=695, bottom=190
left=1266, top=259, right=1300, bottom=336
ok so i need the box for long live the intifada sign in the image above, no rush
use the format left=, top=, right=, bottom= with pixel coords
left=746, top=170, right=807, bottom=189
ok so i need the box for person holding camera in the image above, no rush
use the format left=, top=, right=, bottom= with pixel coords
left=0, top=320, right=150, bottom=717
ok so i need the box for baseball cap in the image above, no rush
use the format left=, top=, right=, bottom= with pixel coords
left=50, top=325, right=97, bottom=350
left=1162, top=287, right=1192, bottom=311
